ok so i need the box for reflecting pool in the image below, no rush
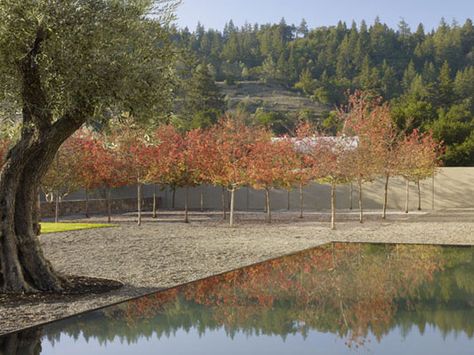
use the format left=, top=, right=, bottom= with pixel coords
left=2, top=243, right=474, bottom=354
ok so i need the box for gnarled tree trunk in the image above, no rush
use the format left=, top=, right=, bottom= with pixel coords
left=1, top=55, right=84, bottom=292
left=1, top=116, right=84, bottom=292
left=0, top=26, right=92, bottom=293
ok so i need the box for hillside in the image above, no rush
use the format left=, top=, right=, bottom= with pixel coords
left=219, top=81, right=328, bottom=117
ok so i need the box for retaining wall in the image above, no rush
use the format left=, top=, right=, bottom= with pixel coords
left=57, top=167, right=473, bottom=214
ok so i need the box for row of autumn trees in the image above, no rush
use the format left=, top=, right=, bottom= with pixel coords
left=0, top=92, right=442, bottom=230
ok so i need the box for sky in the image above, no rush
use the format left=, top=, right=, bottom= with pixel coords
left=176, top=0, right=474, bottom=32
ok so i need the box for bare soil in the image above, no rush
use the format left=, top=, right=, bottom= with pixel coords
left=1, top=209, right=473, bottom=335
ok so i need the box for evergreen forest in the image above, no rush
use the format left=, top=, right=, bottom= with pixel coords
left=172, top=18, right=474, bottom=166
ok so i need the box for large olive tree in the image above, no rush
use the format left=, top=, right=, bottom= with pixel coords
left=0, top=0, right=178, bottom=293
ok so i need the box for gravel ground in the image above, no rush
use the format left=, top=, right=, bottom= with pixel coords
left=1, top=209, right=473, bottom=335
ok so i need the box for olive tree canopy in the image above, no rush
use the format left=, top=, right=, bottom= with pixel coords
left=0, top=0, right=178, bottom=292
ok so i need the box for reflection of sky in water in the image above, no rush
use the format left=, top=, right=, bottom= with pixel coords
left=40, top=326, right=474, bottom=355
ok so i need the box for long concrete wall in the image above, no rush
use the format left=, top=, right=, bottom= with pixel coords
left=64, top=167, right=474, bottom=212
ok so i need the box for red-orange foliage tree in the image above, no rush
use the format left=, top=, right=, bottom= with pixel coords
left=293, top=122, right=321, bottom=219
left=317, top=137, right=354, bottom=230
left=148, top=126, right=204, bottom=223
left=247, top=133, right=299, bottom=223
left=178, top=129, right=206, bottom=223
left=41, top=136, right=83, bottom=222
left=341, top=92, right=395, bottom=223
left=397, top=129, right=442, bottom=213
left=203, top=116, right=260, bottom=227
left=109, top=121, right=153, bottom=226
left=190, top=128, right=226, bottom=220
left=72, top=132, right=104, bottom=218
left=147, top=125, right=183, bottom=217
left=88, top=134, right=130, bottom=223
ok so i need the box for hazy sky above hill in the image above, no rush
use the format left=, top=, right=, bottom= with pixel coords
left=176, top=0, right=474, bottom=31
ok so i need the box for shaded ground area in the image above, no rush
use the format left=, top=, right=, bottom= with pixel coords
left=1, top=209, right=473, bottom=335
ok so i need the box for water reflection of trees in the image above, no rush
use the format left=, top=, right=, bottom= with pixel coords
left=9, top=243, right=474, bottom=353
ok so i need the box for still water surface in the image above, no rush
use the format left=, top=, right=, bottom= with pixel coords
left=2, top=243, right=474, bottom=354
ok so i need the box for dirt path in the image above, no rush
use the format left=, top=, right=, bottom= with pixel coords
left=1, top=209, right=473, bottom=335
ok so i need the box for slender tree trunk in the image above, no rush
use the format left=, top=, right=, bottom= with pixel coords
left=263, top=191, right=267, bottom=213
left=417, top=179, right=422, bottom=211
left=54, top=190, right=60, bottom=223
left=137, top=183, right=142, bottom=226
left=265, top=189, right=272, bottom=223
left=287, top=190, right=290, bottom=211
left=200, top=186, right=204, bottom=212
left=184, top=186, right=189, bottom=223
left=331, top=183, right=336, bottom=230
left=299, top=183, right=304, bottom=219
left=229, top=187, right=236, bottom=227
left=432, top=175, right=435, bottom=210
left=349, top=182, right=353, bottom=210
left=171, top=187, right=176, bottom=209
left=405, top=179, right=409, bottom=214
left=222, top=186, right=227, bottom=220
left=382, top=175, right=389, bottom=219
left=85, top=188, right=90, bottom=218
left=358, top=180, right=363, bottom=224
left=106, top=188, right=112, bottom=223
left=152, top=184, right=158, bottom=219
left=54, top=154, right=60, bottom=223
left=246, top=187, right=249, bottom=211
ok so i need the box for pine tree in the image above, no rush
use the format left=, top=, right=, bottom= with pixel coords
left=437, top=61, right=454, bottom=107
left=381, top=60, right=398, bottom=99
left=402, top=60, right=418, bottom=91
left=297, top=19, right=309, bottom=38
left=183, top=64, right=225, bottom=129
left=294, top=68, right=316, bottom=94
left=454, top=67, right=474, bottom=101
left=261, top=56, right=278, bottom=83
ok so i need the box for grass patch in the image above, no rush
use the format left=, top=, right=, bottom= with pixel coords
left=41, top=222, right=115, bottom=234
